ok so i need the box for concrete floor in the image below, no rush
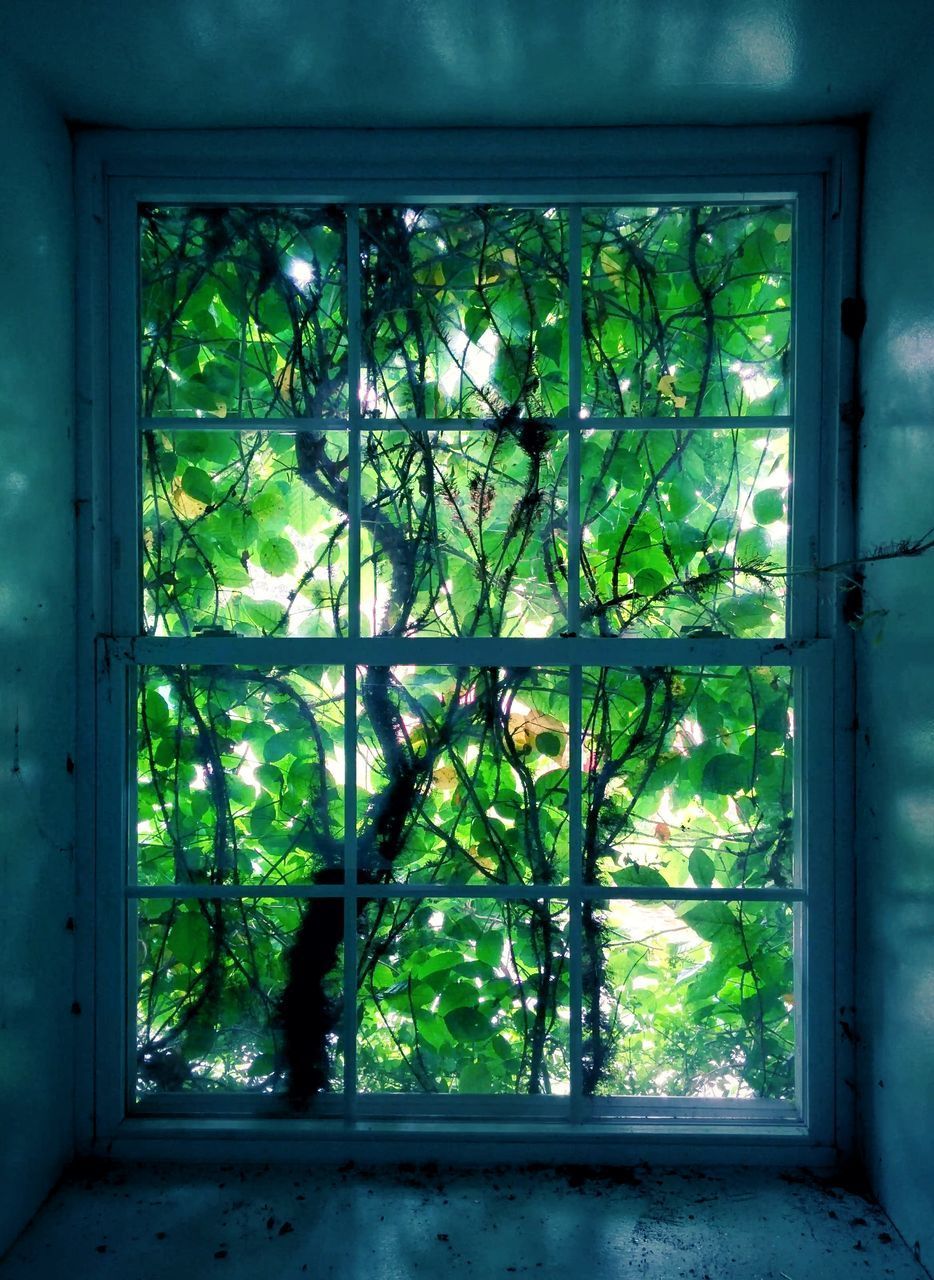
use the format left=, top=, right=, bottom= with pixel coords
left=0, top=1162, right=928, bottom=1280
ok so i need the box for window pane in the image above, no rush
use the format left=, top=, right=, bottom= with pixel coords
left=143, top=430, right=349, bottom=637
left=141, top=206, right=347, bottom=418
left=581, top=428, right=788, bottom=637
left=583, top=899, right=795, bottom=1099
left=361, top=207, right=569, bottom=419
left=136, top=896, right=343, bottom=1097
left=583, top=667, right=794, bottom=889
left=137, top=666, right=345, bottom=885
left=357, top=897, right=570, bottom=1094
left=361, top=428, right=567, bottom=636
left=357, top=666, right=569, bottom=885
left=583, top=205, right=792, bottom=417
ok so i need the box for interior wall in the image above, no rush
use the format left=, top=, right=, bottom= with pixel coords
left=0, top=0, right=931, bottom=1253
left=0, top=60, right=76, bottom=1256
left=858, top=37, right=934, bottom=1269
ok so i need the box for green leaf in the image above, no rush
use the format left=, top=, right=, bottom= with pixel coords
left=259, top=535, right=298, bottom=577
left=613, top=450, right=645, bottom=491
left=167, top=911, right=211, bottom=966
left=254, top=763, right=282, bottom=794
left=681, top=900, right=738, bottom=945
left=250, top=802, right=276, bottom=838
left=702, top=753, right=747, bottom=795
left=735, top=526, right=771, bottom=563
left=688, top=847, right=716, bottom=888
left=666, top=476, right=697, bottom=520
left=535, top=730, right=563, bottom=757
left=239, top=599, right=284, bottom=632
left=537, top=325, right=563, bottom=366
left=248, top=1053, right=277, bottom=1077
left=459, top=1062, right=493, bottom=1093
left=251, top=487, right=289, bottom=525
left=181, top=466, right=214, bottom=505
left=438, top=981, right=479, bottom=1015
left=612, top=864, right=668, bottom=888
left=718, top=596, right=775, bottom=635
left=752, top=488, right=785, bottom=525
left=476, top=932, right=503, bottom=967
left=144, top=689, right=170, bottom=727
left=263, top=731, right=301, bottom=764
left=634, top=567, right=666, bottom=598
left=444, top=1006, right=492, bottom=1042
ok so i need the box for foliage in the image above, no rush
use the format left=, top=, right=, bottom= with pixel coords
left=358, top=897, right=570, bottom=1095
left=137, top=661, right=793, bottom=1100
left=140, top=206, right=347, bottom=418
left=142, top=430, right=349, bottom=636
left=362, top=206, right=569, bottom=419
left=581, top=427, right=787, bottom=637
left=587, top=899, right=793, bottom=1098
left=582, top=205, right=791, bottom=417
left=134, top=202, right=798, bottom=1110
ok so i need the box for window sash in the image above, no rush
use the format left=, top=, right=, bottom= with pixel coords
left=80, top=135, right=851, bottom=1150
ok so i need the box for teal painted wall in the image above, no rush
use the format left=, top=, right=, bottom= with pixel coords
left=0, top=0, right=932, bottom=1260
left=858, top=38, right=934, bottom=1270
left=0, top=59, right=76, bottom=1257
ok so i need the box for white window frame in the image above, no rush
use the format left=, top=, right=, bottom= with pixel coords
left=75, top=126, right=859, bottom=1165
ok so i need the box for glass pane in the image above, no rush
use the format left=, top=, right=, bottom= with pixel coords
left=583, top=899, right=795, bottom=1099
left=361, top=428, right=567, bottom=636
left=357, top=666, right=569, bottom=885
left=137, top=666, right=344, bottom=885
left=583, top=205, right=791, bottom=417
left=141, top=206, right=347, bottom=418
left=136, top=896, right=343, bottom=1097
left=581, top=428, right=788, bottom=637
left=583, top=667, right=794, bottom=889
left=357, top=897, right=570, bottom=1094
left=361, top=207, right=568, bottom=419
left=143, top=430, right=348, bottom=636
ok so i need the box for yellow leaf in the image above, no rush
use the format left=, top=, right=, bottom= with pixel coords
left=433, top=764, right=458, bottom=792
left=169, top=475, right=207, bottom=520
left=657, top=374, right=688, bottom=410
left=276, top=360, right=296, bottom=407
left=774, top=223, right=792, bottom=243
left=508, top=709, right=566, bottom=755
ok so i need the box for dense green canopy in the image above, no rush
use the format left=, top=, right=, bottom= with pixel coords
left=135, top=203, right=796, bottom=1108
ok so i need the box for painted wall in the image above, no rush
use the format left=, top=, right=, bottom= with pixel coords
left=2, top=0, right=933, bottom=129
left=858, top=37, right=934, bottom=1270
left=0, top=0, right=931, bottom=1255
left=0, top=60, right=76, bottom=1255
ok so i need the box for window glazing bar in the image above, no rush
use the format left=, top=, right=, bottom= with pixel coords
left=127, top=636, right=825, bottom=668
left=342, top=208, right=362, bottom=1117
left=138, top=414, right=794, bottom=434
left=566, top=207, right=584, bottom=1116
left=126, top=883, right=807, bottom=903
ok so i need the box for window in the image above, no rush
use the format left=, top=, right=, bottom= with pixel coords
left=81, top=130, right=855, bottom=1155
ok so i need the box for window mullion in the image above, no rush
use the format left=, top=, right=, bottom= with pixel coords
left=343, top=208, right=363, bottom=1117
left=568, top=664, right=584, bottom=1118
left=347, top=207, right=362, bottom=641
left=343, top=662, right=358, bottom=1120
left=567, top=205, right=583, bottom=640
